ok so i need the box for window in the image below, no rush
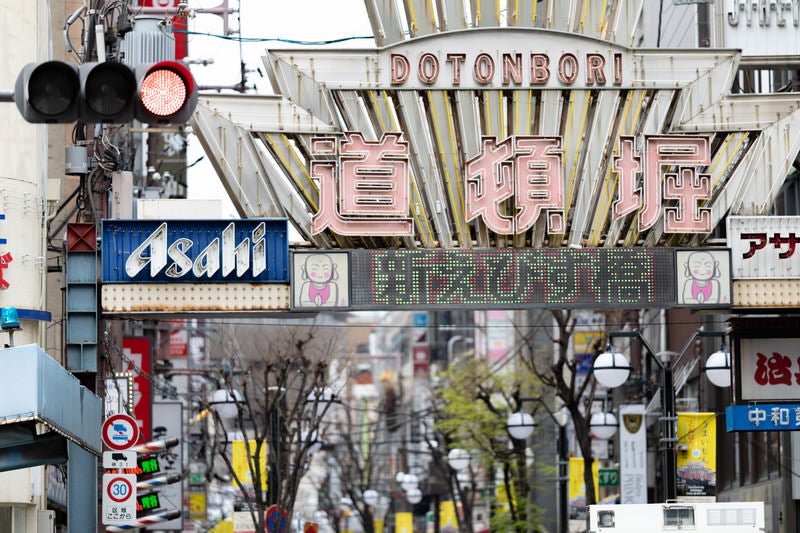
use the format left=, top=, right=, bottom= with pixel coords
left=598, top=510, right=615, bottom=528
left=664, top=506, right=695, bottom=527
left=707, top=507, right=758, bottom=526
left=0, top=506, right=25, bottom=533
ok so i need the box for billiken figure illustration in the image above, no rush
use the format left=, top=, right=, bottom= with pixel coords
left=299, top=253, right=340, bottom=307
left=682, top=250, right=722, bottom=304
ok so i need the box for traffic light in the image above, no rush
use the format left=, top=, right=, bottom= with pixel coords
left=14, top=60, right=197, bottom=124
left=14, top=61, right=80, bottom=123
left=135, top=61, right=197, bottom=124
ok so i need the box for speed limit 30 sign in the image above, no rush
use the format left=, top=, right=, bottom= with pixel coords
left=102, top=473, right=137, bottom=526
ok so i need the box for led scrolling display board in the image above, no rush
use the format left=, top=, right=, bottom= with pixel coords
left=349, top=248, right=676, bottom=309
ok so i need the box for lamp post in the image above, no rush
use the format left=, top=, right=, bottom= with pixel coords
left=447, top=335, right=474, bottom=361
left=592, top=328, right=728, bottom=502
left=506, top=397, right=569, bottom=533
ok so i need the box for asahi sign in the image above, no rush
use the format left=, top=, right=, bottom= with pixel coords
left=101, top=219, right=289, bottom=283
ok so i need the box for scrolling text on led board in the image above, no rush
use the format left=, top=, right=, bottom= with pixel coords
left=349, top=248, right=675, bottom=309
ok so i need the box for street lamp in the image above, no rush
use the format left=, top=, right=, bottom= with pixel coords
left=703, top=347, right=732, bottom=388
left=506, top=397, right=570, bottom=533
left=209, top=387, right=242, bottom=420
left=589, top=412, right=618, bottom=440
left=447, top=448, right=471, bottom=472
left=506, top=411, right=535, bottom=440
left=592, top=328, right=728, bottom=502
left=447, top=335, right=474, bottom=361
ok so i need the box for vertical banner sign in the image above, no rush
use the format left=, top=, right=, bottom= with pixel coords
left=123, top=337, right=152, bottom=442
left=395, top=512, right=413, bottom=533
left=412, top=343, right=430, bottom=376
left=676, top=413, right=716, bottom=497
left=486, top=310, right=514, bottom=364
left=439, top=500, right=458, bottom=532
left=568, top=458, right=599, bottom=513
left=232, top=440, right=268, bottom=492
left=168, top=319, right=188, bottom=357
left=619, top=404, right=647, bottom=504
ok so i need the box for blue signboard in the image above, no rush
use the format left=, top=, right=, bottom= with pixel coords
left=726, top=403, right=800, bottom=431
left=101, top=219, right=289, bottom=283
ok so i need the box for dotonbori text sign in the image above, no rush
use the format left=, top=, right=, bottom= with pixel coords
left=380, top=28, right=634, bottom=91
left=310, top=132, right=713, bottom=237
left=348, top=248, right=676, bottom=309
left=101, top=219, right=289, bottom=283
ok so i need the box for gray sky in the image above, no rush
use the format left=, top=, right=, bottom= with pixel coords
left=185, top=0, right=374, bottom=218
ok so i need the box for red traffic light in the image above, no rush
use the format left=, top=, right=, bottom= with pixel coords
left=15, top=60, right=198, bottom=125
left=136, top=61, right=197, bottom=123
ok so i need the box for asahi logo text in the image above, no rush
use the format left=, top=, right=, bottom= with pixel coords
left=125, top=222, right=267, bottom=279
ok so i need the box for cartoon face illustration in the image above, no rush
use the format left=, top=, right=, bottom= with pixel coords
left=304, top=254, right=335, bottom=284
left=685, top=250, right=717, bottom=282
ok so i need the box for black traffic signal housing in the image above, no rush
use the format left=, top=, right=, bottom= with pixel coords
left=14, top=61, right=80, bottom=123
left=14, top=60, right=197, bottom=124
left=80, top=61, right=138, bottom=123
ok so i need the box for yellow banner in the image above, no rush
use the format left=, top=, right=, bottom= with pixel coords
left=677, top=412, right=716, bottom=497
left=209, top=519, right=233, bottom=533
left=440, top=500, right=458, bottom=530
left=568, top=457, right=599, bottom=505
left=188, top=491, right=206, bottom=521
left=395, top=512, right=413, bottom=533
left=232, top=440, right=268, bottom=491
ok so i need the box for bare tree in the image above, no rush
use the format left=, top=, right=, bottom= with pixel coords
left=518, top=309, right=601, bottom=508
left=204, top=319, right=344, bottom=533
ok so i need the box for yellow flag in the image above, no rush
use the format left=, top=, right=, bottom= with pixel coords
left=231, top=440, right=268, bottom=491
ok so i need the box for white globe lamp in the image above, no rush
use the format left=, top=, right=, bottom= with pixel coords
left=704, top=349, right=731, bottom=388
left=592, top=349, right=632, bottom=388
left=506, top=411, right=535, bottom=440
left=590, top=412, right=618, bottom=440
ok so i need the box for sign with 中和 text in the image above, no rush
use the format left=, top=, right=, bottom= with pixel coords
left=101, top=219, right=289, bottom=283
left=727, top=216, right=800, bottom=279
left=726, top=403, right=800, bottom=431
left=738, top=337, right=800, bottom=401
left=349, top=248, right=676, bottom=309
